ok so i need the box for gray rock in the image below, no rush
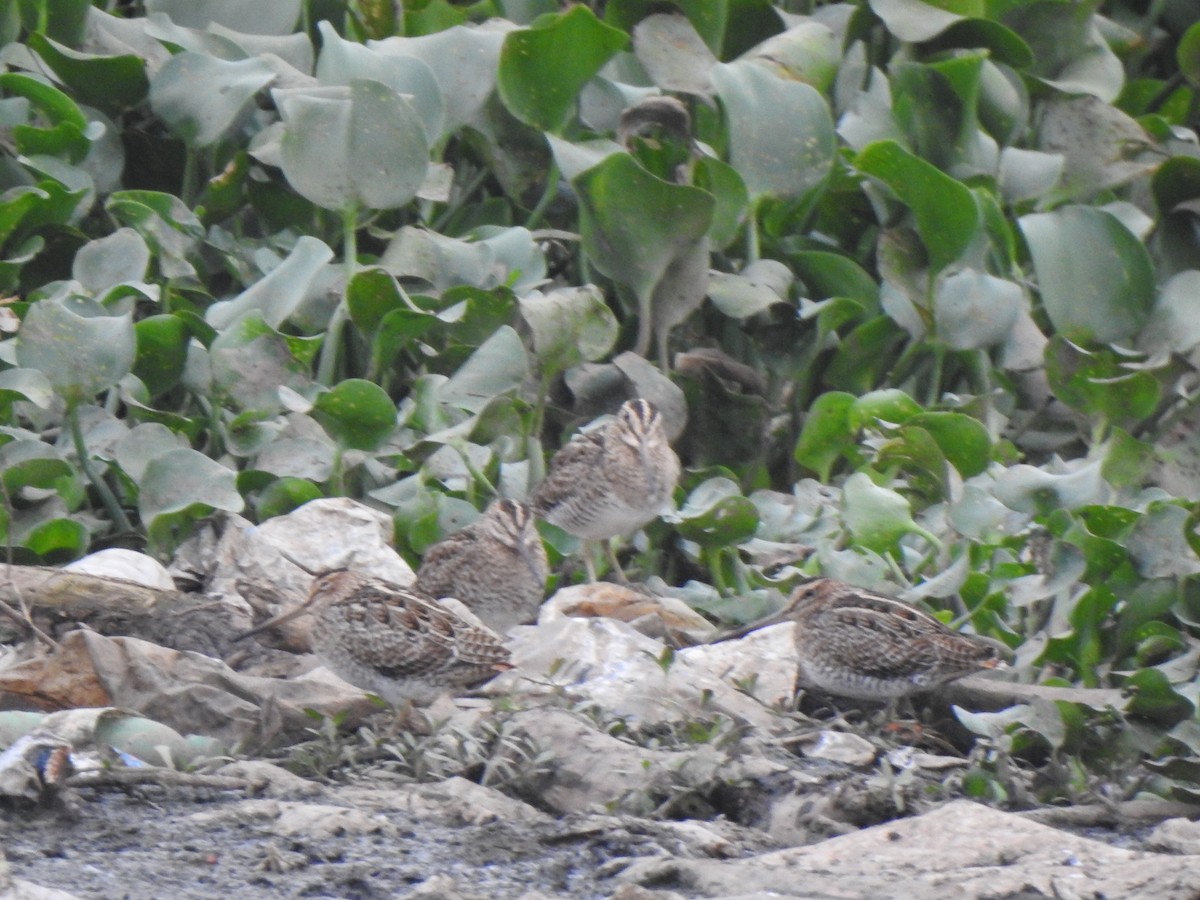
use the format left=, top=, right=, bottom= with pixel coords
left=618, top=799, right=1200, bottom=898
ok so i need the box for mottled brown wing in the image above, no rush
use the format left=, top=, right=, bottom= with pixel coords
left=812, top=590, right=997, bottom=685
left=414, top=527, right=483, bottom=599
left=530, top=428, right=605, bottom=517
left=809, top=601, right=943, bottom=683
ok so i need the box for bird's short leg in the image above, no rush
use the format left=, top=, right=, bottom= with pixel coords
left=582, top=540, right=599, bottom=583
left=603, top=538, right=630, bottom=584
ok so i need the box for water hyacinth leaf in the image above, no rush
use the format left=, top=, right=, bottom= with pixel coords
left=741, top=21, right=839, bottom=91
left=519, top=285, right=618, bottom=378
left=133, top=314, right=190, bottom=396
left=0, top=441, right=76, bottom=496
left=105, top=191, right=204, bottom=281
left=144, top=0, right=302, bottom=33
left=1124, top=668, right=1195, bottom=725
left=26, top=33, right=149, bottom=115
left=1037, top=96, right=1157, bottom=198
left=209, top=313, right=313, bottom=413
left=1019, top=206, right=1154, bottom=344
left=793, top=252, right=880, bottom=310
left=692, top=155, right=748, bottom=248
left=707, top=259, right=793, bottom=318
left=849, top=389, right=922, bottom=430
left=711, top=59, right=835, bottom=201
left=150, top=52, right=276, bottom=147
left=998, top=147, right=1064, bottom=202
left=369, top=26, right=505, bottom=134
left=73, top=228, right=150, bottom=295
left=111, top=424, right=188, bottom=483
left=20, top=517, right=87, bottom=561
left=1127, top=504, right=1200, bottom=579
left=1003, top=1, right=1122, bottom=101
left=439, top=325, right=528, bottom=413
left=0, top=73, right=90, bottom=163
left=933, top=269, right=1023, bottom=350
left=346, top=267, right=409, bottom=335
left=855, top=140, right=980, bottom=275
left=924, top=19, right=1033, bottom=69
left=315, top=22, right=445, bottom=142
left=138, top=448, right=243, bottom=524
left=992, top=461, right=1106, bottom=515
left=0, top=368, right=54, bottom=409
left=1044, top=337, right=1160, bottom=425
left=312, top=379, right=396, bottom=451
left=632, top=13, right=717, bottom=95
left=254, top=476, right=324, bottom=520
left=273, top=80, right=429, bottom=212
left=794, top=390, right=857, bottom=481
left=877, top=425, right=950, bottom=500
left=574, top=152, right=714, bottom=306
left=868, top=0, right=974, bottom=43
left=671, top=477, right=759, bottom=547
left=842, top=472, right=937, bottom=552
left=17, top=297, right=135, bottom=404
left=1181, top=21, right=1200, bottom=90
left=380, top=226, right=544, bottom=294
left=498, top=5, right=628, bottom=132
left=1140, top=270, right=1200, bottom=355
left=908, top=412, right=990, bottom=477
left=207, top=236, right=334, bottom=330
left=1101, top=428, right=1155, bottom=489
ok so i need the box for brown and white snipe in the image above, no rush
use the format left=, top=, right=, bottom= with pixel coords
left=532, top=398, right=680, bottom=582
left=728, top=578, right=1004, bottom=702
left=235, top=570, right=511, bottom=707
left=414, top=498, right=548, bottom=633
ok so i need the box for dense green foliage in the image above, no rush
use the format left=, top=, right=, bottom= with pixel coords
left=4, top=0, right=1200, bottom=800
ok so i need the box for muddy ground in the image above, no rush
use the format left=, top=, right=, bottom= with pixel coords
left=2, top=785, right=635, bottom=899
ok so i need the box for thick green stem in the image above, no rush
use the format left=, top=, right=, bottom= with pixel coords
left=316, top=205, right=360, bottom=386
left=524, top=164, right=561, bottom=231
left=69, top=402, right=134, bottom=534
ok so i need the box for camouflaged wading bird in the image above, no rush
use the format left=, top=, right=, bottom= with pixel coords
left=235, top=569, right=511, bottom=708
left=414, top=498, right=548, bottom=634
left=727, top=578, right=1004, bottom=703
left=532, top=398, right=680, bottom=582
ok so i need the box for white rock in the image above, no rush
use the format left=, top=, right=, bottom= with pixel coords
left=65, top=549, right=174, bottom=590
left=620, top=799, right=1200, bottom=898
left=491, top=617, right=799, bottom=734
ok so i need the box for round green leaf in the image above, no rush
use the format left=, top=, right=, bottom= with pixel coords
left=850, top=389, right=922, bottom=430
left=711, top=59, right=835, bottom=201
left=908, top=412, right=991, bottom=477
left=842, top=472, right=937, bottom=552
left=519, top=285, right=619, bottom=378
left=255, top=477, right=324, bottom=520
left=206, top=236, right=334, bottom=330
left=312, top=379, right=397, bottom=451
left=27, top=33, right=149, bottom=115
left=794, top=391, right=857, bottom=482
left=17, top=297, right=135, bottom=404
left=144, top=0, right=301, bottom=33
left=150, top=52, right=276, bottom=148
left=133, top=315, right=190, bottom=396
left=855, top=140, right=980, bottom=274
left=498, top=5, right=628, bottom=132
left=672, top=477, right=759, bottom=547
left=138, top=448, right=243, bottom=524
left=22, top=518, right=88, bottom=562
left=273, top=79, right=430, bottom=212
left=0, top=368, right=54, bottom=409
left=574, top=152, right=715, bottom=304
left=1019, top=206, right=1154, bottom=344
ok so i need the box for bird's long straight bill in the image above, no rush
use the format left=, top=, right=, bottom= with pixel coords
left=233, top=600, right=312, bottom=642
